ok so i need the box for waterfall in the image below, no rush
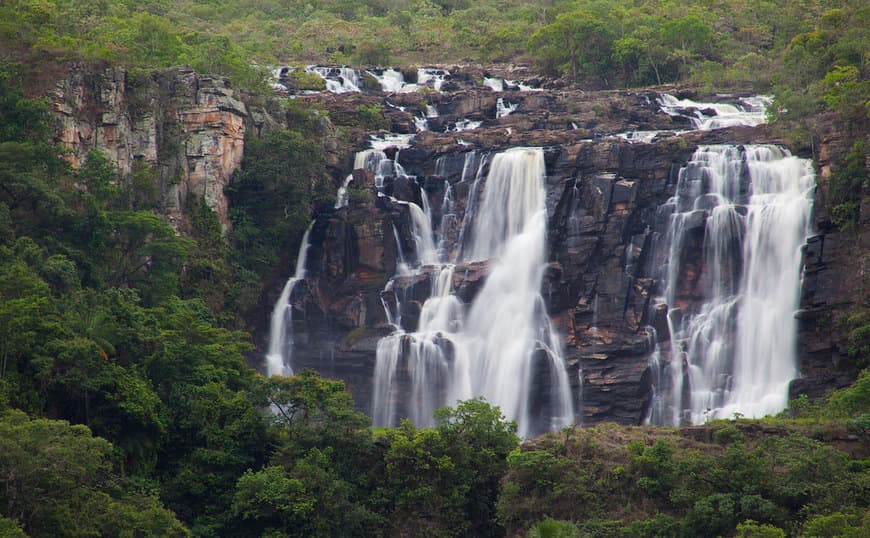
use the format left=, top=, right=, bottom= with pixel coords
left=464, top=149, right=547, bottom=261
left=417, top=68, right=449, bottom=91
left=265, top=224, right=314, bottom=377
left=484, top=77, right=505, bottom=91
left=369, top=68, right=407, bottom=93
left=409, top=202, right=439, bottom=266
left=496, top=98, right=518, bottom=119
left=658, top=94, right=770, bottom=130
left=483, top=77, right=541, bottom=92
left=372, top=148, right=573, bottom=437
left=335, top=175, right=353, bottom=209
left=646, top=145, right=815, bottom=425
left=304, top=66, right=361, bottom=93
left=450, top=119, right=483, bottom=132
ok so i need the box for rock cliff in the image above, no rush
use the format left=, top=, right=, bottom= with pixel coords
left=50, top=64, right=246, bottom=230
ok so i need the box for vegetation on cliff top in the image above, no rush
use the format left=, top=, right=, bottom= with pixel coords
left=0, top=1, right=867, bottom=95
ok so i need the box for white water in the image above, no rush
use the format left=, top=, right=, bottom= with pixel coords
left=483, top=77, right=542, bottom=92
left=417, top=67, right=449, bottom=91
left=647, top=145, right=815, bottom=424
left=450, top=119, right=483, bottom=132
left=464, top=149, right=547, bottom=261
left=658, top=94, right=770, bottom=130
left=370, top=68, right=407, bottom=93
left=409, top=201, right=439, bottom=266
left=367, top=67, right=451, bottom=93
left=337, top=134, right=417, bottom=207
left=369, top=133, right=414, bottom=151
left=372, top=148, right=573, bottom=437
left=304, top=66, right=361, bottom=93
left=484, top=77, right=504, bottom=91
left=335, top=176, right=354, bottom=209
left=496, top=97, right=518, bottom=119
left=612, top=130, right=684, bottom=144
left=266, top=224, right=314, bottom=377
left=412, top=104, right=438, bottom=132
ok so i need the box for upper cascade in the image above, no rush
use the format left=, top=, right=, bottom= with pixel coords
left=304, top=65, right=362, bottom=93
left=658, top=94, right=771, bottom=130
left=273, top=65, right=547, bottom=95
left=483, top=77, right=542, bottom=92
left=646, top=144, right=815, bottom=425
left=365, top=67, right=453, bottom=93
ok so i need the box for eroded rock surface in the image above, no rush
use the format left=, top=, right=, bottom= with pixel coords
left=51, top=65, right=246, bottom=230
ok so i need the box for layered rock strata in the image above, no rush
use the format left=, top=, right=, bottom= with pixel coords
left=50, top=65, right=246, bottom=230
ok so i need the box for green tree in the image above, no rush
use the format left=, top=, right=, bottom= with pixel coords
left=228, top=128, right=330, bottom=279
left=660, top=15, right=714, bottom=78
left=528, top=11, right=614, bottom=85
left=232, top=465, right=314, bottom=533
left=434, top=398, right=518, bottom=537
left=0, top=410, right=186, bottom=537
left=735, top=519, right=786, bottom=537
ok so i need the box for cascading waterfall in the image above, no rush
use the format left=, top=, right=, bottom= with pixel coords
left=265, top=224, right=314, bottom=377
left=417, top=68, right=449, bottom=91
left=372, top=148, right=573, bottom=437
left=366, top=67, right=450, bottom=93
left=646, top=145, right=815, bottom=425
left=483, top=77, right=541, bottom=92
left=496, top=98, right=518, bottom=119
left=305, top=65, right=361, bottom=93
left=658, top=94, right=771, bottom=130
left=335, top=175, right=354, bottom=209
left=370, top=68, right=407, bottom=93
left=484, top=77, right=505, bottom=91
left=450, top=119, right=483, bottom=132
left=336, top=135, right=416, bottom=206
left=408, top=201, right=439, bottom=266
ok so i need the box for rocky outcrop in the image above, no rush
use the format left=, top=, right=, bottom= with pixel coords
left=50, top=64, right=246, bottom=230
left=793, top=124, right=870, bottom=400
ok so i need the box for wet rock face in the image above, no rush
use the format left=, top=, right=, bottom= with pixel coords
left=794, top=129, right=870, bottom=401
left=290, top=87, right=789, bottom=423
left=50, top=65, right=246, bottom=230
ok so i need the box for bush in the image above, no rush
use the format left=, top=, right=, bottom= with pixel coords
left=527, top=518, right=582, bottom=538
left=825, top=369, right=870, bottom=418
left=353, top=103, right=390, bottom=131
left=288, top=70, right=327, bottom=92
left=828, top=142, right=868, bottom=232
left=735, top=519, right=786, bottom=538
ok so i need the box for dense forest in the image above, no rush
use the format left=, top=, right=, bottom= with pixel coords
left=0, top=0, right=868, bottom=537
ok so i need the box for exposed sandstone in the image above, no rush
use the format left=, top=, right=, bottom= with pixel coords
left=50, top=65, right=246, bottom=230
